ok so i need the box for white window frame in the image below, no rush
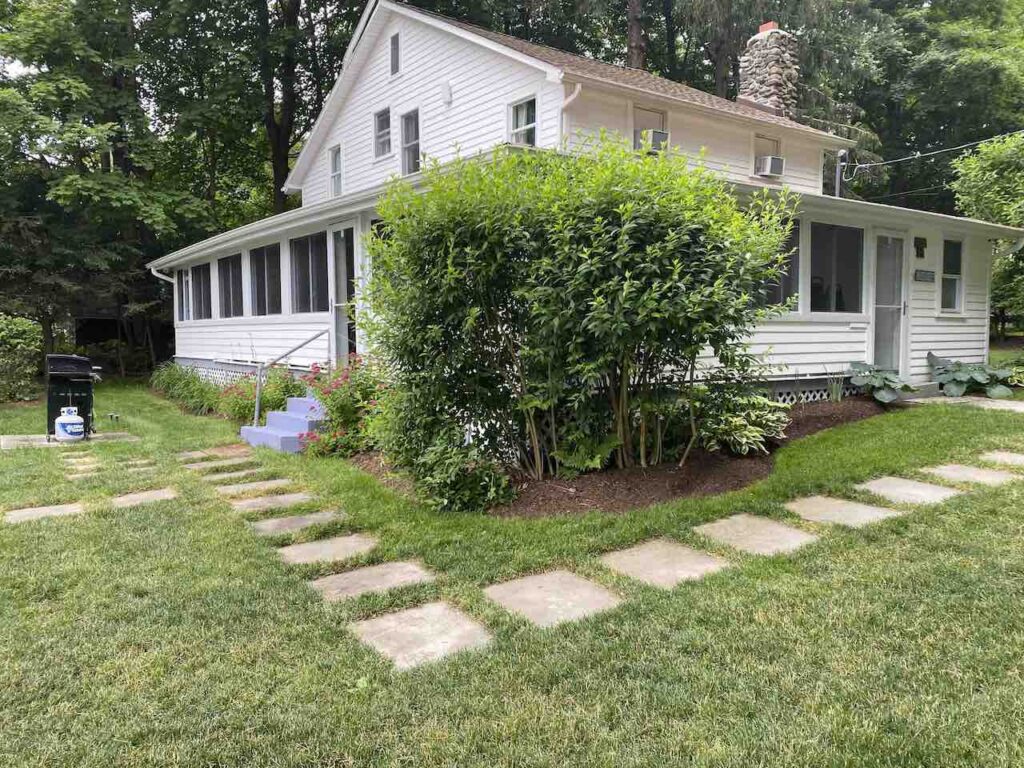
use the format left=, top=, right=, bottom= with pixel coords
left=373, top=109, right=392, bottom=158
left=752, top=133, right=783, bottom=175
left=940, top=238, right=964, bottom=313
left=632, top=105, right=667, bottom=150
left=329, top=145, right=342, bottom=197
left=401, top=109, right=420, bottom=176
left=509, top=96, right=537, bottom=147
left=390, top=33, right=400, bottom=76
left=190, top=262, right=213, bottom=321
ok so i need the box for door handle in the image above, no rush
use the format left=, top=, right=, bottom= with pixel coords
left=902, top=301, right=907, bottom=316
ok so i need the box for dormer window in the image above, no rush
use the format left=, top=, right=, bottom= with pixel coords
left=390, top=33, right=400, bottom=75
left=329, top=145, right=342, bottom=197
left=510, top=97, right=536, bottom=146
left=374, top=109, right=391, bottom=157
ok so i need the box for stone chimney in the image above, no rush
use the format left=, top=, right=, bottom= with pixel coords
left=737, top=21, right=799, bottom=118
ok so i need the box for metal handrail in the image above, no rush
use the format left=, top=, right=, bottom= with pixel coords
left=252, top=328, right=329, bottom=426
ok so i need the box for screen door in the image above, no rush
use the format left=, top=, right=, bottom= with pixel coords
left=873, top=235, right=904, bottom=371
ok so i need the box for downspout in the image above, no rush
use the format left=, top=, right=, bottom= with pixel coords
left=559, top=82, right=582, bottom=150
left=150, top=266, right=175, bottom=284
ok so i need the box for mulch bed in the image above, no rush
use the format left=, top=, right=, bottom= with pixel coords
left=492, top=396, right=889, bottom=518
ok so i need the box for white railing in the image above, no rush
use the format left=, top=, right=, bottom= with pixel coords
left=251, top=328, right=329, bottom=426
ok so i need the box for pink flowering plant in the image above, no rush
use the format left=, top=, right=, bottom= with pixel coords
left=301, top=355, right=386, bottom=457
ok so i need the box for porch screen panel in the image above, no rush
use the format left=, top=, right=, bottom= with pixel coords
left=345, top=227, right=357, bottom=354
left=764, top=221, right=800, bottom=307
left=176, top=269, right=191, bottom=321
left=191, top=263, right=212, bottom=320
left=290, top=232, right=328, bottom=313
left=810, top=223, right=863, bottom=313
left=218, top=253, right=243, bottom=318
left=250, top=244, right=281, bottom=316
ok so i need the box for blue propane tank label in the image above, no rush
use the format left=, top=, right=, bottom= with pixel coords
left=57, top=421, right=85, bottom=438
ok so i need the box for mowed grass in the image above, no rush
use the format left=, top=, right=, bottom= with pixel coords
left=3, top=382, right=1024, bottom=766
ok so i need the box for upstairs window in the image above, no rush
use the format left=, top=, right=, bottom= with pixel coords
left=510, top=97, right=536, bottom=146
left=290, top=232, right=329, bottom=313
left=374, top=109, right=391, bottom=157
left=633, top=106, right=666, bottom=150
left=390, top=33, right=400, bottom=75
left=755, top=134, right=781, bottom=158
left=218, top=253, right=243, bottom=318
left=250, top=243, right=282, bottom=316
left=191, top=263, right=212, bottom=320
left=329, top=146, right=342, bottom=197
left=176, top=269, right=191, bottom=321
left=765, top=221, right=801, bottom=308
left=941, top=240, right=963, bottom=312
left=810, top=223, right=863, bottom=313
left=401, top=109, right=420, bottom=175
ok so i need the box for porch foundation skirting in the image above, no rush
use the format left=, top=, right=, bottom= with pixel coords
left=174, top=357, right=315, bottom=386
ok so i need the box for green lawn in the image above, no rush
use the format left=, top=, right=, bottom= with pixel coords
left=3, top=382, right=1024, bottom=766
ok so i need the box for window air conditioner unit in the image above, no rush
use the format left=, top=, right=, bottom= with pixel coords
left=755, top=155, right=786, bottom=177
left=634, top=129, right=670, bottom=153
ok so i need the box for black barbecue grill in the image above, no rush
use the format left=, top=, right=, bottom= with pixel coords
left=46, top=354, right=100, bottom=438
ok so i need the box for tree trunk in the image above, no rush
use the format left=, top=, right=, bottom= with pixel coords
left=708, top=38, right=732, bottom=98
left=627, top=0, right=646, bottom=69
left=662, top=0, right=677, bottom=78
left=256, top=0, right=300, bottom=213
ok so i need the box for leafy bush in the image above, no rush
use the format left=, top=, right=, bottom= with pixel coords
left=301, top=356, right=384, bottom=457
left=0, top=314, right=42, bottom=402
left=412, top=425, right=514, bottom=513
left=928, top=352, right=1013, bottom=399
left=151, top=362, right=303, bottom=420
left=366, top=140, right=797, bottom=510
left=150, top=362, right=220, bottom=414
left=1008, top=364, right=1024, bottom=387
left=696, top=380, right=790, bottom=456
left=848, top=362, right=915, bottom=404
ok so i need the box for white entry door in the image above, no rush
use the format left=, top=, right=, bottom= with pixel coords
left=331, top=224, right=357, bottom=365
left=873, top=234, right=906, bottom=372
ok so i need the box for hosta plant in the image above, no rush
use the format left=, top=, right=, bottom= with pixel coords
left=848, top=362, right=915, bottom=404
left=927, top=352, right=1013, bottom=398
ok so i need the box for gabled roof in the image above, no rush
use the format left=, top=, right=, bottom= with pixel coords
left=284, top=0, right=851, bottom=193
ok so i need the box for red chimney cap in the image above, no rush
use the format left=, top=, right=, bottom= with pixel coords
left=759, top=21, right=779, bottom=33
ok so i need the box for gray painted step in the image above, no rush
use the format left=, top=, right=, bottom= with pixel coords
left=287, top=396, right=326, bottom=420
left=266, top=410, right=324, bottom=433
left=239, top=425, right=302, bottom=454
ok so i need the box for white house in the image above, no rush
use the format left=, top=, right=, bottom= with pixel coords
left=147, top=0, right=1023, bottom=405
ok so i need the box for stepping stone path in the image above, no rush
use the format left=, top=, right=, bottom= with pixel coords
left=483, top=570, right=621, bottom=628
left=184, top=457, right=255, bottom=472
left=215, top=478, right=292, bottom=497
left=921, top=464, right=1017, bottom=487
left=177, top=444, right=252, bottom=461
left=277, top=533, right=378, bottom=565
left=350, top=602, right=492, bottom=671
left=5, top=502, right=85, bottom=524
left=981, top=451, right=1024, bottom=467
left=694, top=513, right=818, bottom=556
left=310, top=561, right=434, bottom=602
left=600, top=539, right=729, bottom=588
left=110, top=488, right=178, bottom=508
left=230, top=492, right=313, bottom=514
left=785, top=496, right=903, bottom=528
left=250, top=510, right=342, bottom=536
left=205, top=468, right=263, bottom=484
left=856, top=476, right=960, bottom=505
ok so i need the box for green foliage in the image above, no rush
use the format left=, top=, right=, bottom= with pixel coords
left=301, top=357, right=384, bottom=458
left=928, top=352, right=1014, bottom=399
left=367, top=141, right=797, bottom=510
left=0, top=314, right=42, bottom=402
left=849, top=362, right=915, bottom=404
left=696, top=380, right=790, bottom=456
left=412, top=425, right=515, bottom=514
left=150, top=362, right=220, bottom=415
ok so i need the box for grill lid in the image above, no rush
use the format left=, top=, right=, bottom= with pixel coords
left=46, top=354, right=94, bottom=376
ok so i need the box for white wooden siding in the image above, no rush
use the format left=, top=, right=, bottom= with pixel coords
left=564, top=85, right=827, bottom=195
left=175, top=316, right=330, bottom=368
left=299, top=13, right=562, bottom=205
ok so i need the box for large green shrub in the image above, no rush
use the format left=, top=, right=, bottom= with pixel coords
left=0, top=314, right=42, bottom=402
left=367, top=141, right=797, bottom=511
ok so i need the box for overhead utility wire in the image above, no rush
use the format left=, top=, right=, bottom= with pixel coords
left=842, top=127, right=1024, bottom=183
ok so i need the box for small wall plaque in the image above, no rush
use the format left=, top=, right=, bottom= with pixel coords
left=914, top=269, right=935, bottom=283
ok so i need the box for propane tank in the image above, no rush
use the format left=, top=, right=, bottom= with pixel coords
left=54, top=406, right=86, bottom=442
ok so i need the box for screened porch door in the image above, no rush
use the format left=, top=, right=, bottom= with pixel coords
left=331, top=225, right=357, bottom=365
left=873, top=234, right=906, bottom=373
